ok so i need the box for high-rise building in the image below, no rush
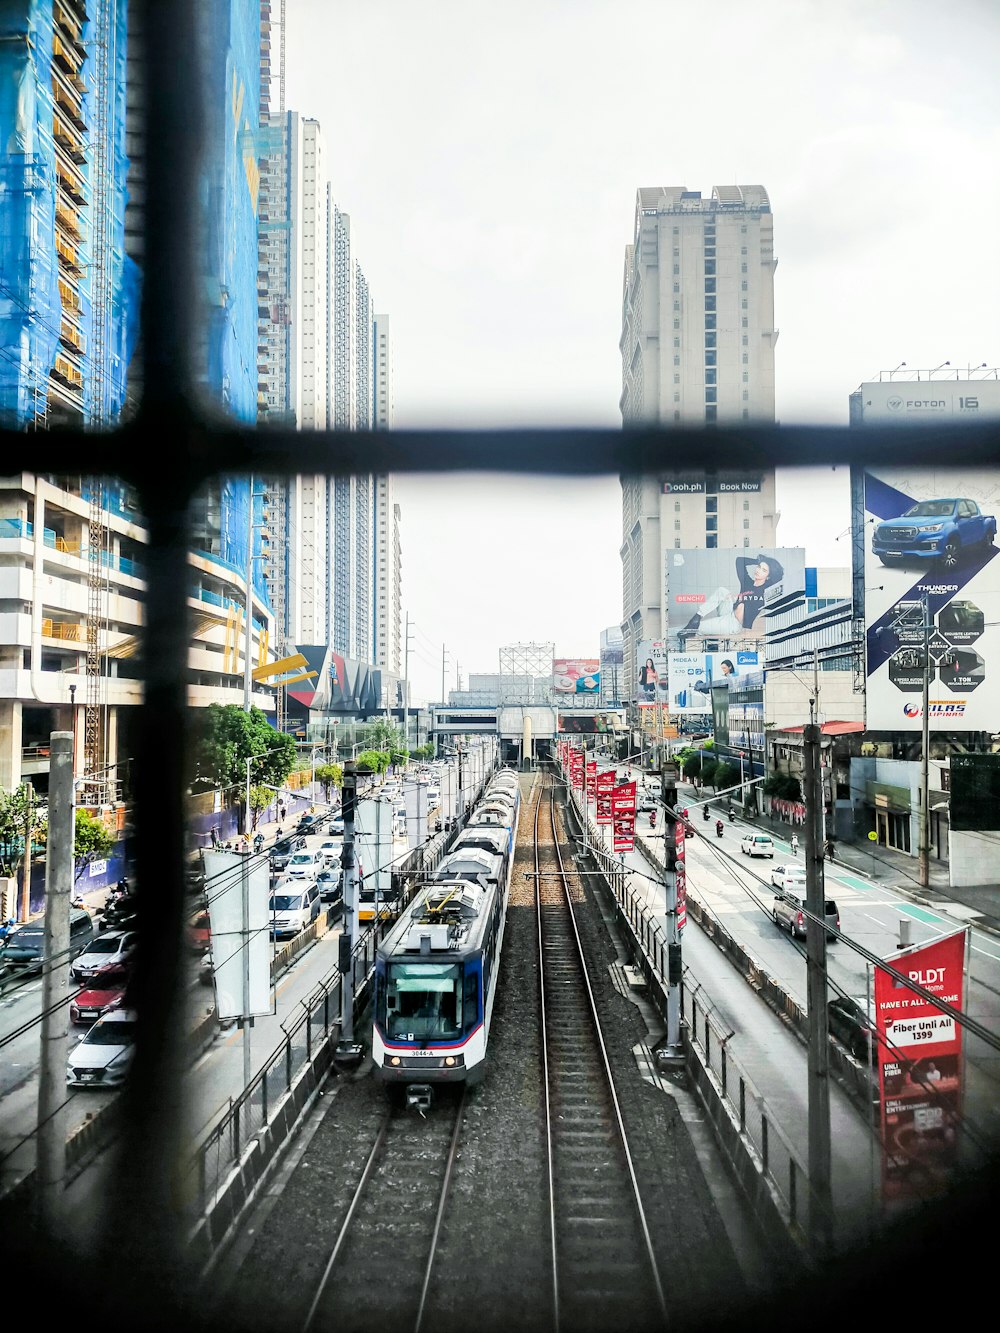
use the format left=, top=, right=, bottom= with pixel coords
left=258, top=111, right=329, bottom=645
left=372, top=314, right=401, bottom=685
left=619, top=185, right=779, bottom=701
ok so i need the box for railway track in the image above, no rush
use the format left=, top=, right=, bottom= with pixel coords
left=302, top=1091, right=466, bottom=1333
left=534, top=776, right=667, bottom=1331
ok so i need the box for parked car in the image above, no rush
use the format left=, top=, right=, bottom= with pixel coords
left=0, top=909, right=94, bottom=974
left=772, top=886, right=840, bottom=941
left=187, top=909, right=211, bottom=954
left=70, top=980, right=129, bottom=1026
left=69, top=931, right=137, bottom=984
left=828, top=995, right=877, bottom=1064
left=269, top=882, right=321, bottom=939
left=872, top=497, right=996, bottom=570
left=740, top=833, right=775, bottom=858
left=66, top=1010, right=138, bottom=1088
left=770, top=864, right=807, bottom=891
left=270, top=835, right=307, bottom=874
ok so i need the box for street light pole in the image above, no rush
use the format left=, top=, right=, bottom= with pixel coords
left=804, top=705, right=833, bottom=1254
left=918, top=592, right=932, bottom=889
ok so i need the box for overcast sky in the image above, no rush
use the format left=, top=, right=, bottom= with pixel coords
left=286, top=0, right=1000, bottom=704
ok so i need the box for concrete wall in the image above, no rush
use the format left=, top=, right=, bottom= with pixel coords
left=949, top=830, right=1000, bottom=887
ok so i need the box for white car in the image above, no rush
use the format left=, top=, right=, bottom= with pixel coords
left=427, top=785, right=441, bottom=803
left=70, top=930, right=137, bottom=983
left=284, top=851, right=323, bottom=879
left=317, top=840, right=342, bottom=865
left=67, top=1010, right=138, bottom=1088
left=741, top=833, right=775, bottom=858
left=770, top=864, right=807, bottom=891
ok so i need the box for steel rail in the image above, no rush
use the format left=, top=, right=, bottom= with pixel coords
left=534, top=779, right=561, bottom=1333
left=301, top=1109, right=393, bottom=1333
left=545, top=778, right=668, bottom=1323
left=413, top=1086, right=467, bottom=1333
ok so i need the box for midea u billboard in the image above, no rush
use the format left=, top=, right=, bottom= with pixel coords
left=862, top=467, right=1000, bottom=732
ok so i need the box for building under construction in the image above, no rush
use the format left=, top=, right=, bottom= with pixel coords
left=0, top=2, right=277, bottom=917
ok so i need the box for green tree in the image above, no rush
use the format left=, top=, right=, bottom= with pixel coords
left=388, top=748, right=409, bottom=769
left=72, top=809, right=115, bottom=882
left=682, top=753, right=704, bottom=782
left=190, top=704, right=297, bottom=797
left=696, top=757, right=718, bottom=788
left=713, top=761, right=740, bottom=794
left=248, top=785, right=273, bottom=830
left=315, top=763, right=344, bottom=801
left=366, top=718, right=404, bottom=752
left=355, top=748, right=388, bottom=775
left=0, top=784, right=42, bottom=906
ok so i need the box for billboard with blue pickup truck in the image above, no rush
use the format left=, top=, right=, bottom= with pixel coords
left=859, top=468, right=1000, bottom=731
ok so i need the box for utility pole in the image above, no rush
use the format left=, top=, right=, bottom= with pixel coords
left=803, top=707, right=833, bottom=1254
left=335, top=762, right=363, bottom=1068
left=403, top=612, right=412, bottom=749
left=658, top=760, right=684, bottom=1068
left=918, top=592, right=931, bottom=889
left=37, top=731, right=73, bottom=1229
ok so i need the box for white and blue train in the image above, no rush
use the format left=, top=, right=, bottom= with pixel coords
left=372, top=770, right=520, bottom=1101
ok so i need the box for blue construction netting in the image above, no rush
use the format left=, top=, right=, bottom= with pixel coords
left=203, top=0, right=259, bottom=425
left=0, top=0, right=136, bottom=427
left=0, top=0, right=62, bottom=426
left=80, top=0, right=133, bottom=423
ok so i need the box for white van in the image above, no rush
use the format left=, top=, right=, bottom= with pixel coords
left=269, top=881, right=321, bottom=939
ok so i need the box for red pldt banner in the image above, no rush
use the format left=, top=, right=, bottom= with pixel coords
left=585, top=761, right=597, bottom=798
left=674, top=819, right=687, bottom=933
left=613, top=814, right=635, bottom=853
left=874, top=928, right=967, bottom=1208
left=596, top=771, right=615, bottom=824
left=611, top=782, right=636, bottom=816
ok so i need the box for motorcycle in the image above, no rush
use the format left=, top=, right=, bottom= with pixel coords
left=702, top=806, right=710, bottom=821
left=649, top=810, right=657, bottom=829
left=253, top=833, right=265, bottom=854
left=727, top=809, right=735, bottom=823
left=715, top=820, right=724, bottom=838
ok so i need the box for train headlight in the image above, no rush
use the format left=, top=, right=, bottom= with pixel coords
left=443, top=1056, right=456, bottom=1067
left=390, top=1056, right=401, bottom=1066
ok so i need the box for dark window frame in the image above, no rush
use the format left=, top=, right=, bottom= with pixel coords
left=5, top=3, right=1000, bottom=1315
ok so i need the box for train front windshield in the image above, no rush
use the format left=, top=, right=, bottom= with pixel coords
left=382, top=962, right=462, bottom=1041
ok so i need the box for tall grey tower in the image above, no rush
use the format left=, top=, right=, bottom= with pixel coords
left=619, top=185, right=779, bottom=701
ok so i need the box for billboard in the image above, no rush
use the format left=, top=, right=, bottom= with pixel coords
left=553, top=658, right=600, bottom=694
left=665, top=548, right=806, bottom=651
left=599, top=626, right=624, bottom=666
left=661, top=476, right=762, bottom=494
left=875, top=930, right=967, bottom=1207
left=861, top=467, right=1000, bottom=731
left=851, top=379, right=1000, bottom=427
left=667, top=651, right=759, bottom=713
left=557, top=712, right=625, bottom=733
left=635, top=638, right=668, bottom=704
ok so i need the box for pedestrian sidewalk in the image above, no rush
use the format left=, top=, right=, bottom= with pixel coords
left=623, top=763, right=1000, bottom=939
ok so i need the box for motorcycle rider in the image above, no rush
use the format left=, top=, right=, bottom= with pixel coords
left=716, top=819, right=724, bottom=838
left=702, top=806, right=710, bottom=821
left=650, top=809, right=657, bottom=829
left=791, top=834, right=799, bottom=856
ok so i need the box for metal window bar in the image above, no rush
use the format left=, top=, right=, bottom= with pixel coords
left=2, top=0, right=998, bottom=1316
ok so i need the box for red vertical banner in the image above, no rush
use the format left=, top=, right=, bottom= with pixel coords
left=586, top=761, right=597, bottom=799
left=874, top=928, right=967, bottom=1208
left=596, top=770, right=615, bottom=824
left=569, top=750, right=584, bottom=791
left=674, top=818, right=687, bottom=933
left=611, top=783, right=636, bottom=852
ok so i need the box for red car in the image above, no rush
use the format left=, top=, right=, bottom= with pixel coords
left=70, top=981, right=128, bottom=1026
left=187, top=909, right=211, bottom=954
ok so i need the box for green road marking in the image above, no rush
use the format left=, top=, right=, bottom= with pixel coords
left=898, top=903, right=945, bottom=926
left=835, top=873, right=877, bottom=893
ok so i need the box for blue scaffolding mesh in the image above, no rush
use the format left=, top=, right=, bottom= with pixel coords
left=0, top=1, right=62, bottom=425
